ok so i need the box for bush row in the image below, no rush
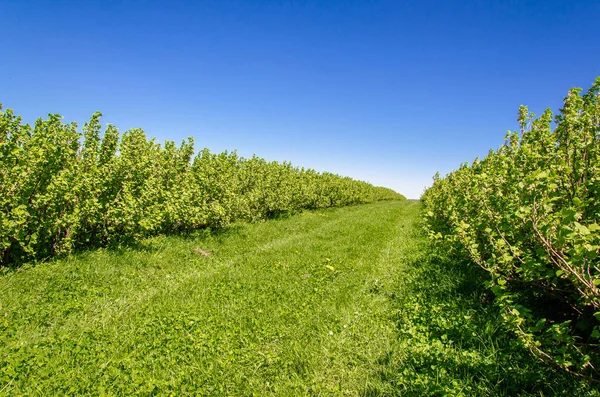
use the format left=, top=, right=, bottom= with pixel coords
left=0, top=106, right=403, bottom=267
left=422, top=78, right=600, bottom=381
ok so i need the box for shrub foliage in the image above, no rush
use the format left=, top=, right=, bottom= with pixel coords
left=422, top=77, right=600, bottom=381
left=0, top=106, right=403, bottom=267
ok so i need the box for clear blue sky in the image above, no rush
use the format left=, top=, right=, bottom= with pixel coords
left=2, top=0, right=599, bottom=198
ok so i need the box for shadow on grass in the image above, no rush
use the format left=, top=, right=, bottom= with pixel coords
left=0, top=224, right=247, bottom=276
left=360, top=252, right=596, bottom=396
left=106, top=224, right=247, bottom=255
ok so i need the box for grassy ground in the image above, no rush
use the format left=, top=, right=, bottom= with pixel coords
left=0, top=201, right=596, bottom=395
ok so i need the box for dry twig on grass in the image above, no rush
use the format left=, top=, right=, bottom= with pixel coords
left=193, top=248, right=211, bottom=257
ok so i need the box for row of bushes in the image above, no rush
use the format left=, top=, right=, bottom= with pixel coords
left=0, top=106, right=403, bottom=267
left=422, top=78, right=600, bottom=381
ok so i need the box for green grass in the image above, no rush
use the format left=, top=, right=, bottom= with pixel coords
left=0, top=201, right=596, bottom=395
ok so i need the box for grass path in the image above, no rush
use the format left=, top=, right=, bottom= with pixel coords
left=0, top=201, right=595, bottom=395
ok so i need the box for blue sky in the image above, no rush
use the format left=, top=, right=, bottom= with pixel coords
left=2, top=0, right=599, bottom=198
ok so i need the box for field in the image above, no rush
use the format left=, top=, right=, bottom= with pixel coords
left=4, top=1, right=600, bottom=394
left=2, top=79, right=600, bottom=395
left=1, top=200, right=595, bottom=395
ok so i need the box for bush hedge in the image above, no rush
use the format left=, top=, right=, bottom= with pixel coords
left=0, top=106, right=403, bottom=267
left=422, top=77, right=600, bottom=382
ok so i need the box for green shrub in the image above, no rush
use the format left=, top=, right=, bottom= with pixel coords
left=0, top=106, right=403, bottom=267
left=422, top=77, right=600, bottom=382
